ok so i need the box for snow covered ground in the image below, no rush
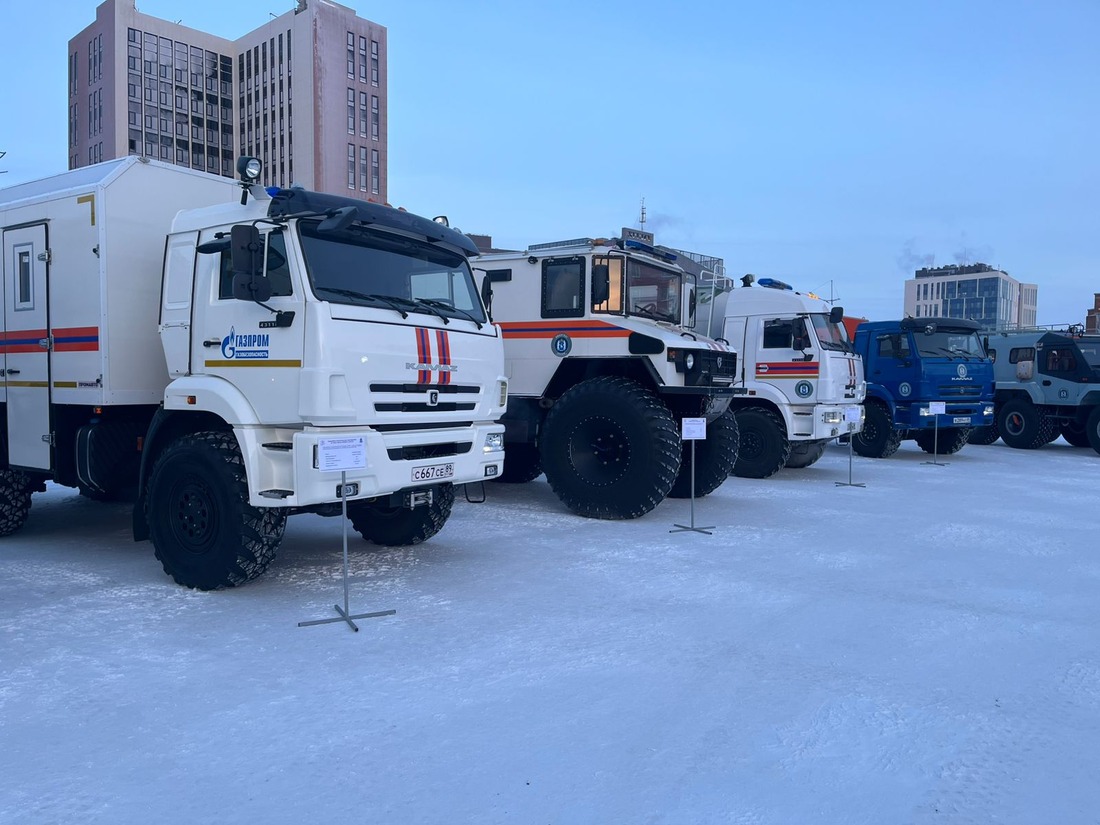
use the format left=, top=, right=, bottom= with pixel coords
left=1, top=438, right=1098, bottom=824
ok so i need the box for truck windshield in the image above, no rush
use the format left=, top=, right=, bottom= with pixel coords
left=914, top=330, right=985, bottom=360
left=1077, top=339, right=1100, bottom=369
left=626, top=259, right=681, bottom=324
left=296, top=221, right=485, bottom=323
left=809, top=313, right=852, bottom=352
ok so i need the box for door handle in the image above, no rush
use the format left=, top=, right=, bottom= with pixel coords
left=5, top=369, right=19, bottom=375
left=203, top=339, right=221, bottom=348
left=1042, top=380, right=1051, bottom=386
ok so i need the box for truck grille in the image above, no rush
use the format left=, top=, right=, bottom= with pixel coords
left=938, top=385, right=983, bottom=397
left=370, top=382, right=480, bottom=414
left=689, top=350, right=737, bottom=387
left=386, top=442, right=473, bottom=461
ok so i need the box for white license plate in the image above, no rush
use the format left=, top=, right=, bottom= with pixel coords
left=953, top=416, right=970, bottom=424
left=412, top=462, right=455, bottom=482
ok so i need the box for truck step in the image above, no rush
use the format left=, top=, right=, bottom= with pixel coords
left=261, top=442, right=294, bottom=451
left=259, top=489, right=294, bottom=499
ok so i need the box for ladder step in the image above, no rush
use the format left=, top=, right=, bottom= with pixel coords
left=261, top=442, right=294, bottom=451
left=259, top=489, right=294, bottom=499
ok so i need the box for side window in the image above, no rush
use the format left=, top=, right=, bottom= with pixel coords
left=542, top=257, right=584, bottom=318
left=763, top=319, right=794, bottom=349
left=218, top=230, right=293, bottom=300
left=591, top=256, right=623, bottom=314
left=1045, top=349, right=1076, bottom=373
left=1008, top=347, right=1035, bottom=364
left=876, top=334, right=911, bottom=359
left=987, top=348, right=997, bottom=364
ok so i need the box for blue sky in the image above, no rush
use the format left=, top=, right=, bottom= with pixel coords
left=2, top=0, right=1097, bottom=323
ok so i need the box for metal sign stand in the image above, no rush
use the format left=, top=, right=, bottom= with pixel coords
left=922, top=402, right=948, bottom=467
left=671, top=418, right=715, bottom=535
left=835, top=409, right=865, bottom=488
left=300, top=440, right=395, bottom=633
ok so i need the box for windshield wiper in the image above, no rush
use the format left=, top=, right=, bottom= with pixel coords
left=632, top=304, right=676, bottom=324
left=315, top=288, right=416, bottom=318
left=415, top=298, right=484, bottom=329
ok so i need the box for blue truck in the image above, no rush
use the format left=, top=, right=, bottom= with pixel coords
left=849, top=318, right=995, bottom=458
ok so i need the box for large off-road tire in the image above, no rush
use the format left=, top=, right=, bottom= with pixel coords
left=1061, top=419, right=1092, bottom=448
left=1086, top=406, right=1100, bottom=455
left=967, top=423, right=1000, bottom=445
left=784, top=439, right=828, bottom=469
left=147, top=431, right=286, bottom=590
left=0, top=468, right=33, bottom=537
left=852, top=402, right=902, bottom=459
left=667, top=409, right=739, bottom=498
left=539, top=376, right=680, bottom=519
left=491, top=443, right=542, bottom=484
left=914, top=427, right=970, bottom=455
left=347, top=483, right=454, bottom=546
left=998, top=399, right=1055, bottom=450
left=732, top=407, right=791, bottom=479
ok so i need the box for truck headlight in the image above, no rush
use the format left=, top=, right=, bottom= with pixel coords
left=684, top=353, right=695, bottom=370
left=984, top=405, right=994, bottom=416
left=919, top=406, right=931, bottom=416
left=823, top=410, right=842, bottom=424
left=483, top=433, right=504, bottom=453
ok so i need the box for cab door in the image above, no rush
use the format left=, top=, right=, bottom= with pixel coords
left=2, top=224, right=52, bottom=470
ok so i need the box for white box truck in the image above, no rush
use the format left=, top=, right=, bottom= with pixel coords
left=0, top=156, right=506, bottom=589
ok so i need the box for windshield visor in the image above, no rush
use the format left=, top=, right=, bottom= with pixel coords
left=297, top=221, right=485, bottom=323
left=626, top=259, right=681, bottom=324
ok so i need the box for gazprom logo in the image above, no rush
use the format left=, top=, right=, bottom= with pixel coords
left=221, top=325, right=271, bottom=360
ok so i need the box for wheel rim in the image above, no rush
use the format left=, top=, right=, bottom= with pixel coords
left=740, top=429, right=764, bottom=461
left=568, top=416, right=629, bottom=485
left=1005, top=412, right=1025, bottom=436
left=166, top=474, right=219, bottom=555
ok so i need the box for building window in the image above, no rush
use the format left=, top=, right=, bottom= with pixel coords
left=348, top=144, right=356, bottom=188
left=347, top=32, right=355, bottom=77
left=371, top=40, right=379, bottom=86
left=359, top=36, right=367, bottom=83
left=370, top=148, right=379, bottom=194
left=347, top=88, right=356, bottom=133
left=371, top=95, right=379, bottom=141
left=359, top=146, right=368, bottom=190
left=359, top=92, right=368, bottom=136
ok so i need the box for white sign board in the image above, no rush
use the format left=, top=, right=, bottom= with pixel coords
left=681, top=417, right=707, bottom=441
left=844, top=406, right=862, bottom=424
left=318, top=436, right=367, bottom=472
left=929, top=401, right=947, bottom=415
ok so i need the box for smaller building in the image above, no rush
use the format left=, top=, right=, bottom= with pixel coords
left=903, top=263, right=1037, bottom=330
left=1086, top=294, right=1100, bottom=333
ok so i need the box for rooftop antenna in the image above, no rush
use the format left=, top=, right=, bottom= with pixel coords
left=639, top=196, right=646, bottom=230
left=0, top=150, right=7, bottom=174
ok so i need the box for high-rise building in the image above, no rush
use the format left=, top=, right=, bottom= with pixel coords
left=904, top=263, right=1038, bottom=330
left=67, top=0, right=387, bottom=201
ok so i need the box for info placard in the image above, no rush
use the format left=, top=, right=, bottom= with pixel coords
left=318, top=436, right=367, bottom=472
left=681, top=417, right=707, bottom=441
left=845, top=406, right=862, bottom=424
left=929, top=401, right=947, bottom=415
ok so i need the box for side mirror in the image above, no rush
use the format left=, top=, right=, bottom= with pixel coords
left=480, top=275, right=493, bottom=321
left=231, top=224, right=262, bottom=276
left=233, top=271, right=272, bottom=302
left=829, top=306, right=844, bottom=324
left=591, top=263, right=610, bottom=305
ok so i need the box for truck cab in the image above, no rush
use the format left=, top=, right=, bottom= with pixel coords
left=851, top=318, right=994, bottom=458
left=703, top=275, right=865, bottom=478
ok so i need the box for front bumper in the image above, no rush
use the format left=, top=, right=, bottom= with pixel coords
left=790, top=403, right=865, bottom=440
left=236, top=423, right=505, bottom=507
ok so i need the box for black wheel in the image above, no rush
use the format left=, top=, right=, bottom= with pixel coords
left=539, top=376, right=680, bottom=519
left=1062, top=419, right=1092, bottom=448
left=914, top=427, right=970, bottom=455
left=852, top=402, right=902, bottom=459
left=967, top=423, right=1000, bottom=445
left=491, top=443, right=542, bottom=484
left=0, top=468, right=32, bottom=537
left=667, top=409, right=739, bottom=498
left=784, top=439, right=827, bottom=469
left=998, top=399, right=1053, bottom=449
left=1087, top=406, right=1100, bottom=455
left=732, top=407, right=790, bottom=478
left=147, top=431, right=286, bottom=590
left=347, top=483, right=454, bottom=546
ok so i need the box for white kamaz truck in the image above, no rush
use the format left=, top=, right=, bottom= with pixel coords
left=476, top=231, right=738, bottom=519
left=0, top=156, right=506, bottom=589
left=703, top=274, right=865, bottom=477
